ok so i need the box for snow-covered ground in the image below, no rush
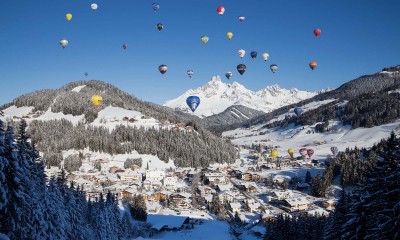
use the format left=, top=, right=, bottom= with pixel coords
left=224, top=119, right=400, bottom=160
left=164, top=75, right=318, bottom=118
left=71, top=85, right=86, bottom=92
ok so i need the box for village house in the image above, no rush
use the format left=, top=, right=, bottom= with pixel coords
left=242, top=172, right=253, bottom=181
left=230, top=202, right=242, bottom=213
left=73, top=178, right=93, bottom=191
left=271, top=190, right=294, bottom=201
left=163, top=176, right=178, bottom=187
left=117, top=170, right=142, bottom=182
left=109, top=166, right=119, bottom=173
left=146, top=170, right=166, bottom=181
left=248, top=202, right=261, bottom=213
left=118, top=188, right=136, bottom=200
left=219, top=191, right=236, bottom=203
left=283, top=197, right=310, bottom=212
left=170, top=193, right=192, bottom=209
left=198, top=186, right=215, bottom=196
left=153, top=191, right=169, bottom=202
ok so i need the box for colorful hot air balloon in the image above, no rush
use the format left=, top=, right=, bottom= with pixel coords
left=271, top=149, right=279, bottom=158
left=91, top=3, right=98, bottom=10
left=309, top=61, right=317, bottom=70
left=225, top=72, right=233, bottom=80
left=270, top=64, right=278, bottom=73
left=299, top=148, right=308, bottom=158
left=262, top=53, right=269, bottom=61
left=250, top=51, right=258, bottom=60
left=307, top=149, right=314, bottom=158
left=152, top=3, right=160, bottom=11
left=91, top=95, right=103, bottom=108
left=159, top=65, right=167, bottom=75
left=187, top=69, right=194, bottom=78
left=239, top=16, right=245, bottom=23
left=226, top=32, right=233, bottom=40
left=238, top=49, right=246, bottom=58
left=288, top=148, right=294, bottom=158
left=217, top=6, right=225, bottom=16
left=294, top=107, right=303, bottom=116
left=156, top=23, right=163, bottom=31
left=331, top=146, right=338, bottom=156
left=314, top=29, right=321, bottom=37
left=237, top=64, right=246, bottom=75
left=186, top=96, right=200, bottom=112
left=201, top=35, right=209, bottom=44
left=122, top=44, right=128, bottom=50
left=60, top=39, right=68, bottom=48
left=66, top=13, right=72, bottom=21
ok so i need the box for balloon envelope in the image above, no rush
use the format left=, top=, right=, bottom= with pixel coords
left=238, top=49, right=246, bottom=58
left=250, top=51, right=258, bottom=60
left=91, top=3, right=98, bottom=10
left=122, top=44, right=128, bottom=49
left=309, top=61, right=317, bottom=70
left=239, top=16, right=245, bottom=23
left=271, top=149, right=279, bottom=158
left=217, top=6, right=225, bottom=15
left=314, top=29, right=321, bottom=37
left=201, top=35, right=209, bottom=44
left=66, top=13, right=72, bottom=21
left=156, top=23, right=163, bottom=31
left=227, top=32, right=233, bottom=40
left=237, top=64, right=246, bottom=75
left=262, top=53, right=269, bottom=61
left=91, top=95, right=103, bottom=107
left=288, top=148, right=294, bottom=157
left=60, top=39, right=68, bottom=48
left=152, top=3, right=160, bottom=11
left=299, top=148, right=308, bottom=157
left=186, top=96, right=200, bottom=112
left=307, top=149, right=314, bottom=158
left=187, top=69, right=194, bottom=78
left=270, top=64, right=278, bottom=73
left=159, top=65, right=167, bottom=75
left=294, top=107, right=303, bottom=116
left=225, top=72, right=233, bottom=80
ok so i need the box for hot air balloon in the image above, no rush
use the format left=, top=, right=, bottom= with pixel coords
left=66, top=13, right=72, bottom=21
left=201, top=35, right=209, bottom=44
left=238, top=49, right=246, bottom=58
left=91, top=3, right=98, bottom=10
left=294, top=107, right=303, bottom=116
left=226, top=32, right=233, bottom=40
left=309, top=61, right=317, bottom=70
left=239, top=16, right=245, bottom=23
left=122, top=44, right=128, bottom=50
left=152, top=3, right=160, bottom=12
left=225, top=72, right=233, bottom=80
left=217, top=6, right=225, bottom=16
left=262, top=53, right=269, bottom=61
left=84, top=72, right=88, bottom=77
left=307, top=149, right=314, bottom=158
left=314, top=29, right=321, bottom=37
left=237, top=64, right=246, bottom=75
left=288, top=148, right=294, bottom=158
left=250, top=51, right=258, bottom=60
left=156, top=23, right=163, bottom=31
left=186, top=96, right=200, bottom=112
left=299, top=148, right=308, bottom=158
left=159, top=65, right=167, bottom=75
left=270, top=64, right=278, bottom=73
left=271, top=149, right=279, bottom=158
left=91, top=95, right=103, bottom=108
left=331, top=146, right=338, bottom=156
left=187, top=69, right=194, bottom=78
left=60, top=39, right=68, bottom=48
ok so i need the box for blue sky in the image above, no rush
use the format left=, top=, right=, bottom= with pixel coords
left=1, top=0, right=400, bottom=105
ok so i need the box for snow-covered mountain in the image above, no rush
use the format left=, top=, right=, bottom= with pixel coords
left=164, top=76, right=319, bottom=118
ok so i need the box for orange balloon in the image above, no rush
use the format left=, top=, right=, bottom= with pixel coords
left=309, top=61, right=318, bottom=70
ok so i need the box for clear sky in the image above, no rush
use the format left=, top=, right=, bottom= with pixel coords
left=1, top=0, right=400, bottom=105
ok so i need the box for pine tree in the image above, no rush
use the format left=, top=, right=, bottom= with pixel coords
left=0, top=120, right=9, bottom=211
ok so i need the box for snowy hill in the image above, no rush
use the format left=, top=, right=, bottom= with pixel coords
left=164, top=76, right=318, bottom=118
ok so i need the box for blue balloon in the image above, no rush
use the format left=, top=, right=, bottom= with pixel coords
left=294, top=107, right=303, bottom=116
left=250, top=51, right=258, bottom=60
left=152, top=3, right=160, bottom=11
left=186, top=96, right=200, bottom=112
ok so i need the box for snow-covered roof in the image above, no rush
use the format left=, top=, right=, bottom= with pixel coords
left=307, top=208, right=328, bottom=216
left=217, top=184, right=232, bottom=192
left=147, top=215, right=189, bottom=230
left=285, top=197, right=309, bottom=206
left=230, top=202, right=241, bottom=209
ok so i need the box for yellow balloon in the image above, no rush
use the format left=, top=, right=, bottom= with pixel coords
left=227, top=32, right=233, bottom=40
left=271, top=149, right=279, bottom=158
left=66, top=13, right=72, bottom=21
left=91, top=95, right=103, bottom=107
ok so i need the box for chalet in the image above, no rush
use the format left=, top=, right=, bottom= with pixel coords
left=163, top=176, right=178, bottom=187
left=230, top=202, right=242, bottom=213
left=153, top=191, right=169, bottom=202
left=117, top=170, right=142, bottom=182
left=146, top=170, right=166, bottom=181
left=237, top=182, right=257, bottom=193
left=248, top=202, right=261, bottom=213
left=130, top=165, right=141, bottom=171
left=118, top=188, right=136, bottom=200
left=215, top=184, right=233, bottom=192
left=252, top=174, right=262, bottom=181
left=219, top=191, right=236, bottom=203
left=109, top=166, right=119, bottom=173
left=242, top=173, right=253, bottom=181
left=283, top=197, right=310, bottom=212
left=198, top=186, right=215, bottom=196
left=271, top=190, right=293, bottom=201
left=262, top=213, right=276, bottom=223
left=148, top=215, right=190, bottom=233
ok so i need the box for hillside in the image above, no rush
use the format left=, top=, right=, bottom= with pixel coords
left=0, top=80, right=237, bottom=168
